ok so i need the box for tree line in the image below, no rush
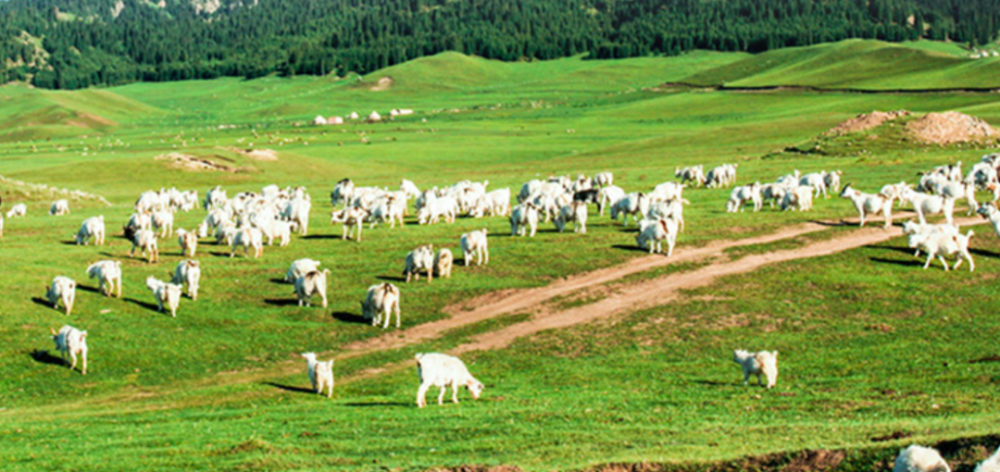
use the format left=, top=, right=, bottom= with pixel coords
left=0, top=0, right=995, bottom=89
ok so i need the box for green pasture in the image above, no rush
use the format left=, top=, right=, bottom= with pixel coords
left=1, top=40, right=1000, bottom=471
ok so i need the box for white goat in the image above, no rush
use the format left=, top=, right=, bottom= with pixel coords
left=75, top=215, right=106, bottom=245
left=7, top=203, right=27, bottom=218
left=726, top=182, right=762, bottom=212
left=733, top=350, right=778, bottom=389
left=799, top=172, right=829, bottom=198
left=839, top=184, right=893, bottom=228
left=592, top=171, right=614, bottom=188
left=176, top=229, right=198, bottom=257
left=415, top=353, right=484, bottom=408
left=86, top=260, right=121, bottom=298
left=172, top=260, right=201, bottom=301
left=286, top=258, right=322, bottom=283
left=907, top=229, right=974, bottom=272
left=780, top=186, right=814, bottom=211
left=49, top=200, right=70, bottom=216
left=554, top=201, right=588, bottom=233
left=130, top=229, right=159, bottom=263
left=295, top=269, right=331, bottom=307
left=362, top=282, right=401, bottom=328
left=435, top=248, right=454, bottom=278
left=976, top=446, right=1000, bottom=472
left=461, top=230, right=489, bottom=266
left=675, top=165, right=705, bottom=187
left=610, top=192, right=648, bottom=227
left=51, top=325, right=88, bottom=375
left=510, top=202, right=539, bottom=237
left=146, top=276, right=182, bottom=317
left=152, top=210, right=174, bottom=237
left=231, top=226, right=263, bottom=258
left=901, top=188, right=954, bottom=225
left=636, top=217, right=679, bottom=256
left=330, top=207, right=368, bottom=241
left=597, top=185, right=626, bottom=216
left=300, top=352, right=334, bottom=398
left=404, top=245, right=435, bottom=282
left=893, top=445, right=950, bottom=472
left=46, top=276, right=77, bottom=316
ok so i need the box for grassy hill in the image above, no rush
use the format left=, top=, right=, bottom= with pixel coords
left=683, top=39, right=1000, bottom=90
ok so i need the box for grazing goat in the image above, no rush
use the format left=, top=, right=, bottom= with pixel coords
left=675, top=165, right=705, bottom=187
left=840, top=184, right=893, bottom=228
left=636, top=217, right=679, bottom=256
left=799, top=172, right=829, bottom=198
left=146, top=276, right=182, bottom=317
left=461, top=230, right=489, bottom=266
left=435, top=248, right=454, bottom=278
left=231, top=226, right=263, bottom=258
left=907, top=229, right=975, bottom=272
left=330, top=207, right=368, bottom=241
left=510, top=202, right=539, bottom=237
left=415, top=353, right=484, bottom=408
left=130, top=229, right=159, bottom=263
left=597, top=185, right=626, bottom=216
left=286, top=259, right=322, bottom=283
left=46, top=276, right=77, bottom=316
left=979, top=203, right=1000, bottom=239
left=49, top=199, right=70, bottom=216
left=152, top=210, right=174, bottom=237
left=935, top=180, right=978, bottom=215
left=726, top=183, right=762, bottom=213
left=610, top=192, right=648, bottom=227
left=824, top=170, right=843, bottom=195
left=51, top=325, right=88, bottom=375
left=362, top=283, right=401, bottom=328
left=7, top=203, right=27, bottom=218
left=404, top=245, right=435, bottom=282
left=176, top=229, right=198, bottom=257
left=901, top=187, right=955, bottom=225
left=555, top=201, right=589, bottom=233
left=592, top=171, right=614, bottom=188
left=760, top=183, right=788, bottom=209
left=893, top=445, right=950, bottom=472
left=295, top=269, right=331, bottom=307
left=733, top=350, right=778, bottom=389
left=86, top=260, right=121, bottom=298
left=172, top=260, right=201, bottom=301
left=780, top=186, right=814, bottom=211
left=300, top=352, right=334, bottom=398
left=75, top=215, right=106, bottom=245
left=331, top=178, right=355, bottom=207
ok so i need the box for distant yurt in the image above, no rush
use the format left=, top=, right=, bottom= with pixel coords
left=348, top=111, right=360, bottom=120
left=313, top=115, right=327, bottom=125
left=368, top=111, right=382, bottom=122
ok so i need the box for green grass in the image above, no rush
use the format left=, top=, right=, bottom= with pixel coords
left=683, top=39, right=1000, bottom=90
left=2, top=40, right=1000, bottom=471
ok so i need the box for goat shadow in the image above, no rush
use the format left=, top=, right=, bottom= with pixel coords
left=332, top=311, right=368, bottom=325
left=691, top=379, right=738, bottom=388
left=343, top=401, right=410, bottom=408
left=29, top=349, right=67, bottom=368
left=970, top=247, right=1000, bottom=258
left=264, top=298, right=299, bottom=307
left=270, top=277, right=289, bottom=285
left=31, top=297, right=55, bottom=309
left=611, top=244, right=648, bottom=253
left=869, top=244, right=916, bottom=256
left=76, top=285, right=100, bottom=294
left=375, top=275, right=407, bottom=283
left=301, top=234, right=342, bottom=240
left=123, top=297, right=161, bottom=312
left=869, top=257, right=925, bottom=268
left=261, top=381, right=316, bottom=395
left=208, top=251, right=234, bottom=258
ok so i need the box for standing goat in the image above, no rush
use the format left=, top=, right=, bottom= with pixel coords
left=300, top=353, right=334, bottom=398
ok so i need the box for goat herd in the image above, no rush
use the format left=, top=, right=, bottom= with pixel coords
left=4, top=153, right=1000, bottom=423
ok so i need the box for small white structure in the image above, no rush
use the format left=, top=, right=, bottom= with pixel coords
left=313, top=115, right=327, bottom=126
left=415, top=352, right=484, bottom=408
left=300, top=352, right=334, bottom=398
left=367, top=111, right=382, bottom=122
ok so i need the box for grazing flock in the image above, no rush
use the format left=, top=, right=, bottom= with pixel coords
left=5, top=150, right=1000, bottom=469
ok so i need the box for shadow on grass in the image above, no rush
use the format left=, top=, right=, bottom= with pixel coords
left=77, top=285, right=100, bottom=294
left=123, top=297, right=161, bottom=312
left=270, top=277, right=289, bottom=285
left=31, top=297, right=54, bottom=309
left=869, top=244, right=915, bottom=256
left=29, top=349, right=66, bottom=368
left=343, top=401, right=410, bottom=408
left=209, top=251, right=234, bottom=258
left=869, top=257, right=925, bottom=268
left=970, top=248, right=999, bottom=258
left=332, top=311, right=368, bottom=324
left=301, top=234, right=343, bottom=240
left=261, top=381, right=316, bottom=395
left=611, top=244, right=648, bottom=253
left=376, top=275, right=407, bottom=283
left=264, top=298, right=299, bottom=307
left=691, top=380, right=737, bottom=387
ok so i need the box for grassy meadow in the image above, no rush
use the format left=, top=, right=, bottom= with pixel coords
left=2, top=40, right=1000, bottom=471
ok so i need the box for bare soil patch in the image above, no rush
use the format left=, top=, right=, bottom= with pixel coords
left=226, top=147, right=279, bottom=161
left=155, top=153, right=238, bottom=172
left=370, top=76, right=394, bottom=91
left=826, top=110, right=910, bottom=136
left=906, top=111, right=999, bottom=144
